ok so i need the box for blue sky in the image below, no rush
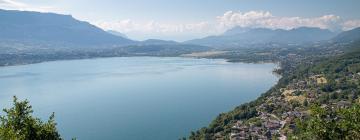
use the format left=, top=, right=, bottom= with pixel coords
left=1, top=0, right=360, bottom=41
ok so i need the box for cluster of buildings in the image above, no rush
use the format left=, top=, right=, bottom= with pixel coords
left=229, top=73, right=351, bottom=140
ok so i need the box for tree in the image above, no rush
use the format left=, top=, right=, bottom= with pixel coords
left=294, top=104, right=360, bottom=140
left=303, top=99, right=309, bottom=107
left=0, top=96, right=62, bottom=140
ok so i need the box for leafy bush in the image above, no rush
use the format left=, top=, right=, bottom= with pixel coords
left=294, top=104, right=360, bottom=140
left=0, top=96, right=62, bottom=140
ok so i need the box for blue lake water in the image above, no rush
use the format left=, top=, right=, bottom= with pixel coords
left=0, top=57, right=278, bottom=140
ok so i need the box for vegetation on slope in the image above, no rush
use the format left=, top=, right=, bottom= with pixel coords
left=188, top=41, right=360, bottom=139
left=294, top=104, right=360, bottom=140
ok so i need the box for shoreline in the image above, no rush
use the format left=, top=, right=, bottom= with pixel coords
left=0, top=54, right=281, bottom=69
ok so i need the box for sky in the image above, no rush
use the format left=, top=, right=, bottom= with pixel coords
left=1, top=0, right=360, bottom=41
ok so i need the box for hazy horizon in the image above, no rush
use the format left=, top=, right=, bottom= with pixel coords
left=1, top=0, right=360, bottom=41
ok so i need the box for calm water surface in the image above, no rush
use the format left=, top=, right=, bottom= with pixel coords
left=0, top=57, right=278, bottom=140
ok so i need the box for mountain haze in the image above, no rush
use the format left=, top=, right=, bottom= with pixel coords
left=140, top=39, right=178, bottom=45
left=185, top=27, right=337, bottom=48
left=107, top=30, right=129, bottom=39
left=0, top=9, right=135, bottom=46
left=333, top=27, right=360, bottom=43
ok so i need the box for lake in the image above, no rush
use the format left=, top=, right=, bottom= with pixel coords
left=0, top=57, right=278, bottom=140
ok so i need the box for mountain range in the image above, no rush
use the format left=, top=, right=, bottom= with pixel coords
left=185, top=26, right=338, bottom=48
left=0, top=9, right=135, bottom=46
left=0, top=9, right=359, bottom=50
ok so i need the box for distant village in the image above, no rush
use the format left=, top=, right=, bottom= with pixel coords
left=229, top=72, right=360, bottom=140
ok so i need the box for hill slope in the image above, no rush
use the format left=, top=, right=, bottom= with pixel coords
left=187, top=30, right=360, bottom=139
left=333, top=27, right=360, bottom=43
left=107, top=30, right=129, bottom=39
left=0, top=9, right=135, bottom=46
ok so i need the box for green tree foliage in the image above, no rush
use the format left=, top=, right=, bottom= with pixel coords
left=294, top=104, right=360, bottom=140
left=188, top=100, right=262, bottom=140
left=0, top=96, right=62, bottom=140
left=303, top=99, right=309, bottom=107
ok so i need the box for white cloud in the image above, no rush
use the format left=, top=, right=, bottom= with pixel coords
left=217, top=11, right=344, bottom=31
left=0, top=0, right=57, bottom=12
left=342, top=20, right=360, bottom=30
left=95, top=20, right=215, bottom=34
left=0, top=0, right=26, bottom=7
left=94, top=10, right=360, bottom=41
left=94, top=20, right=218, bottom=41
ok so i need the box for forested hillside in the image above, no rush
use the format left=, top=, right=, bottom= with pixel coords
left=187, top=39, right=360, bottom=140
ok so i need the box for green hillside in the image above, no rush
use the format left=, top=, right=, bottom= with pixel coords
left=188, top=41, right=360, bottom=140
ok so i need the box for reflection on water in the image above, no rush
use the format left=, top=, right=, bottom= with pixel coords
left=0, top=72, right=39, bottom=79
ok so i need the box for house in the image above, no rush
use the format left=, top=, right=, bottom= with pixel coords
left=317, top=77, right=328, bottom=84
left=335, top=100, right=351, bottom=108
left=265, top=120, right=281, bottom=130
